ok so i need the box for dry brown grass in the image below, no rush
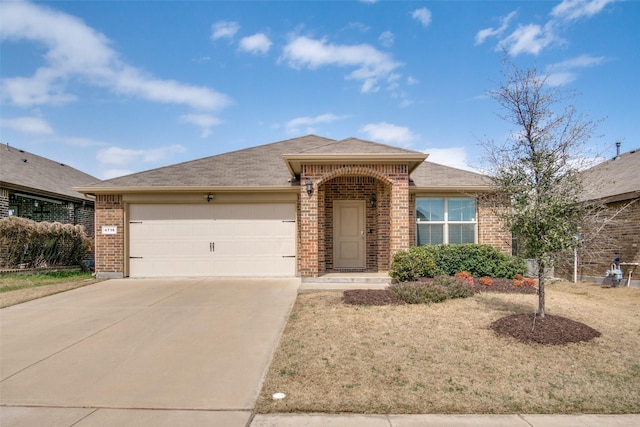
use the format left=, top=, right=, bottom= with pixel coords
left=257, top=281, right=640, bottom=414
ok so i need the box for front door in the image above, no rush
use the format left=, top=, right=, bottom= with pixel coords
left=333, top=200, right=365, bottom=269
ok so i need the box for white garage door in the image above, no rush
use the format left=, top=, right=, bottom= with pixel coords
left=128, top=204, right=296, bottom=277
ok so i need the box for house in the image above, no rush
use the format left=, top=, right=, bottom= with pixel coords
left=75, top=135, right=511, bottom=279
left=573, top=145, right=640, bottom=285
left=0, top=144, right=99, bottom=236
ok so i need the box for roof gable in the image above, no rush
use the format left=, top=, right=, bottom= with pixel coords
left=0, top=144, right=99, bottom=201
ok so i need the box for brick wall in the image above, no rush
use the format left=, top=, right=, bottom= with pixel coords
left=559, top=198, right=640, bottom=280
left=298, top=163, right=407, bottom=277
left=323, top=176, right=384, bottom=272
left=477, top=193, right=512, bottom=254
left=94, top=194, right=125, bottom=278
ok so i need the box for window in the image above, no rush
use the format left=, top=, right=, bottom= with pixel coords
left=416, top=197, right=476, bottom=245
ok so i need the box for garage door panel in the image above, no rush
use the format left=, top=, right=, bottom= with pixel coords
left=129, top=203, right=295, bottom=277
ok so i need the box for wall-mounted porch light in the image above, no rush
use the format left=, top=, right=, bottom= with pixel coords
left=370, top=195, right=377, bottom=208
left=305, top=178, right=313, bottom=195
left=206, top=193, right=214, bottom=203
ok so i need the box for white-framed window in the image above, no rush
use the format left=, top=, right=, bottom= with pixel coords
left=416, top=197, right=477, bottom=245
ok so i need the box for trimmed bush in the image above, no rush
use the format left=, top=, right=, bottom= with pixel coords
left=0, top=216, right=91, bottom=269
left=390, top=244, right=526, bottom=281
left=389, top=281, right=449, bottom=304
left=389, top=276, right=474, bottom=304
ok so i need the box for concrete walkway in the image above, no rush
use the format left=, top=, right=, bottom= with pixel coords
left=250, top=413, right=640, bottom=426
left=2, top=278, right=638, bottom=426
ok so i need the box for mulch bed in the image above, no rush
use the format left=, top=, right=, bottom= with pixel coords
left=343, top=277, right=536, bottom=306
left=342, top=277, right=601, bottom=345
left=490, top=313, right=601, bottom=345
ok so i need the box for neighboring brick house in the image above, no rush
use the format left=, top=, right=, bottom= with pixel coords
left=570, top=146, right=640, bottom=285
left=0, top=144, right=99, bottom=236
left=75, top=135, right=511, bottom=279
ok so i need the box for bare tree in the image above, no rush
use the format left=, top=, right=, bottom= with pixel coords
left=482, top=58, right=600, bottom=318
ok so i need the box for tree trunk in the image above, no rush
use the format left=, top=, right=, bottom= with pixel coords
left=538, top=260, right=546, bottom=318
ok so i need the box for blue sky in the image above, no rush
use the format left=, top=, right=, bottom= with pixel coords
left=1, top=0, right=638, bottom=179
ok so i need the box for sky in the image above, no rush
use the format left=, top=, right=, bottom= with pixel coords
left=1, top=0, right=638, bottom=180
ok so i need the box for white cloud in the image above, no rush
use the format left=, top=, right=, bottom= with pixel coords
left=547, top=54, right=606, bottom=70
left=500, top=23, right=555, bottom=55
left=360, top=122, right=418, bottom=146
left=97, top=145, right=186, bottom=166
left=545, top=72, right=577, bottom=87
left=412, top=8, right=432, bottom=27
left=423, top=147, right=477, bottom=172
left=64, top=137, right=106, bottom=147
left=180, top=114, right=222, bottom=137
left=281, top=36, right=402, bottom=93
left=101, top=169, right=134, bottom=180
left=379, top=31, right=394, bottom=47
left=0, top=1, right=231, bottom=111
left=238, top=33, right=272, bottom=54
left=211, top=21, right=240, bottom=40
left=475, top=11, right=517, bottom=45
left=544, top=54, right=606, bottom=86
left=286, top=113, right=347, bottom=134
left=407, top=76, right=419, bottom=86
left=551, top=0, right=617, bottom=21
left=1, top=116, right=54, bottom=135
left=478, top=1, right=615, bottom=56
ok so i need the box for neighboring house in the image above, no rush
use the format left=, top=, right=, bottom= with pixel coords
left=75, top=135, right=511, bottom=279
left=0, top=144, right=99, bottom=235
left=572, top=146, right=640, bottom=285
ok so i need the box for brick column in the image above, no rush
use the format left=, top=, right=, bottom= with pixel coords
left=95, top=194, right=125, bottom=278
left=389, top=166, right=410, bottom=258
left=299, top=175, right=319, bottom=277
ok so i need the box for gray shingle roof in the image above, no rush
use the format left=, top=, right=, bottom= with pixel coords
left=78, top=135, right=491, bottom=192
left=581, top=148, right=640, bottom=202
left=411, top=161, right=492, bottom=190
left=0, top=144, right=99, bottom=201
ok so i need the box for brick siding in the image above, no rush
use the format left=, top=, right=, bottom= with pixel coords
left=94, top=194, right=125, bottom=277
left=557, top=198, right=640, bottom=280
left=299, top=163, right=409, bottom=277
left=477, top=193, right=513, bottom=254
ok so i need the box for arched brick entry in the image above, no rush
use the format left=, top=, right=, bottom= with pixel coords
left=298, top=164, right=410, bottom=277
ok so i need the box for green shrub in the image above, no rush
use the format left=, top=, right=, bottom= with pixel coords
left=388, top=245, right=442, bottom=281
left=390, top=244, right=525, bottom=281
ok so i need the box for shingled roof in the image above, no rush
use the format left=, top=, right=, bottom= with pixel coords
left=581, top=148, right=640, bottom=202
left=1, top=144, right=99, bottom=202
left=77, top=135, right=491, bottom=193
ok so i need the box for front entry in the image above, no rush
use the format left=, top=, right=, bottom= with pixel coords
left=333, top=200, right=366, bottom=269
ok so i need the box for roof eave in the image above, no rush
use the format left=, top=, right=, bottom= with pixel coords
left=73, top=185, right=299, bottom=196
left=410, top=185, right=494, bottom=194
left=282, top=153, right=429, bottom=176
left=3, top=181, right=95, bottom=203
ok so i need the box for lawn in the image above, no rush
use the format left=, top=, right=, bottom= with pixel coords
left=256, top=280, right=640, bottom=414
left=0, top=271, right=103, bottom=308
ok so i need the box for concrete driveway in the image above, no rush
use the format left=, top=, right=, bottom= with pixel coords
left=0, top=278, right=299, bottom=426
